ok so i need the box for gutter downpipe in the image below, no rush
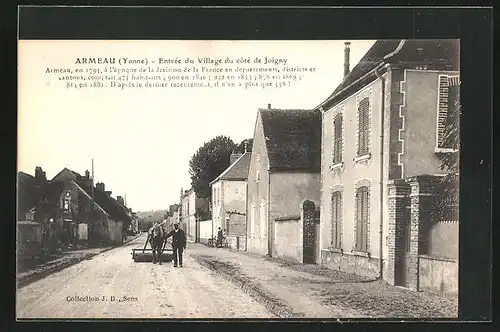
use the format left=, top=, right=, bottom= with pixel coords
left=375, top=66, right=386, bottom=281
left=267, top=165, right=271, bottom=257
left=375, top=40, right=406, bottom=281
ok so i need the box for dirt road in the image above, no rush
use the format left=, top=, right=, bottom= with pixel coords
left=16, top=234, right=273, bottom=319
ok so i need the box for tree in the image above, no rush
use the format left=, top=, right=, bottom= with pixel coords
left=435, top=98, right=460, bottom=219
left=189, top=136, right=238, bottom=201
left=237, top=138, right=253, bottom=153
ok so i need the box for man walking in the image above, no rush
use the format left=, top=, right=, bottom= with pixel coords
left=149, top=220, right=164, bottom=265
left=164, top=222, right=186, bottom=267
left=216, top=227, right=223, bottom=248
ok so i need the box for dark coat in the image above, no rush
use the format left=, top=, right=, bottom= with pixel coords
left=165, top=229, right=186, bottom=248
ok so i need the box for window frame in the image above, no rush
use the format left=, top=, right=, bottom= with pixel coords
left=355, top=186, right=369, bottom=252
left=332, top=113, right=343, bottom=165
left=355, top=88, right=373, bottom=160
left=436, top=74, right=460, bottom=152
left=331, top=191, right=342, bottom=249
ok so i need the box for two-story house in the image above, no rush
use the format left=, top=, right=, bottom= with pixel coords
left=210, top=150, right=251, bottom=250
left=179, top=188, right=209, bottom=242
left=246, top=105, right=322, bottom=260
left=317, top=39, right=459, bottom=294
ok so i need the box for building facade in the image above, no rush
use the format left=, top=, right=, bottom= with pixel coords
left=246, top=106, right=321, bottom=260
left=180, top=188, right=209, bottom=242
left=210, top=151, right=251, bottom=250
left=317, top=40, right=459, bottom=292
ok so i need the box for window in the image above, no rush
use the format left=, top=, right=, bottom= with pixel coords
left=63, top=199, right=70, bottom=211
left=355, top=186, right=369, bottom=252
left=436, top=75, right=460, bottom=150
left=357, top=97, right=370, bottom=156
left=331, top=192, right=342, bottom=248
left=333, top=114, right=343, bottom=164
left=250, top=202, right=256, bottom=237
left=260, top=201, right=266, bottom=239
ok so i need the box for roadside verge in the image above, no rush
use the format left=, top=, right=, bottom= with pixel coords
left=17, top=233, right=142, bottom=289
left=191, top=254, right=296, bottom=318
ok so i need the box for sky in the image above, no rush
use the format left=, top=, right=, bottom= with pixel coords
left=18, top=40, right=376, bottom=212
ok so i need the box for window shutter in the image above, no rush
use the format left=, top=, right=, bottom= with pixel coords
left=355, top=190, right=362, bottom=250
left=358, top=98, right=369, bottom=155
left=437, top=76, right=450, bottom=148
left=333, top=115, right=343, bottom=163
left=362, top=189, right=369, bottom=251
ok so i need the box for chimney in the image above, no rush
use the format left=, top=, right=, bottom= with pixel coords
left=105, top=190, right=112, bottom=196
left=267, top=103, right=271, bottom=109
left=85, top=170, right=90, bottom=179
left=344, top=41, right=351, bottom=78
left=96, top=182, right=105, bottom=192
left=244, top=141, right=248, bottom=153
left=117, top=196, right=125, bottom=206
left=230, top=152, right=243, bottom=165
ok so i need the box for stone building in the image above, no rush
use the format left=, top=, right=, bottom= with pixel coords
left=210, top=150, right=251, bottom=250
left=246, top=105, right=321, bottom=262
left=316, top=39, right=459, bottom=295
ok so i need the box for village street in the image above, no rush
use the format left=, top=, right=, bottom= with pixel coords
left=16, top=233, right=273, bottom=319
left=17, top=233, right=457, bottom=319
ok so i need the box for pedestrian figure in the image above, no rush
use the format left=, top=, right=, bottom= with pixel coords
left=216, top=227, right=223, bottom=248
left=149, top=220, right=164, bottom=265
left=164, top=222, right=186, bottom=267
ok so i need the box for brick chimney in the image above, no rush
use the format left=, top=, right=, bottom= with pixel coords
left=85, top=170, right=90, bottom=179
left=117, top=196, right=125, bottom=206
left=344, top=41, right=351, bottom=78
left=267, top=103, right=271, bottom=109
left=230, top=151, right=243, bottom=165
left=105, top=190, right=112, bottom=196
left=96, top=182, right=105, bottom=192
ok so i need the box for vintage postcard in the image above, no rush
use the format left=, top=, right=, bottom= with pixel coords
left=17, top=39, right=460, bottom=320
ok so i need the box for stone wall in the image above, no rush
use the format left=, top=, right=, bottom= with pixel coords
left=321, top=250, right=380, bottom=279
left=274, top=215, right=302, bottom=263
left=386, top=175, right=458, bottom=296
left=419, top=255, right=458, bottom=297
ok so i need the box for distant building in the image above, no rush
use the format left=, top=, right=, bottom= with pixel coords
left=210, top=150, right=251, bottom=250
left=179, top=188, right=209, bottom=242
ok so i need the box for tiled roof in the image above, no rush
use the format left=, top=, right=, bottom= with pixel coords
left=76, top=180, right=131, bottom=223
left=211, top=152, right=251, bottom=184
left=260, top=109, right=322, bottom=172
left=319, top=39, right=460, bottom=110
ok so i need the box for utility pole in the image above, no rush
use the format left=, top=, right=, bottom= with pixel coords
left=90, top=159, right=95, bottom=245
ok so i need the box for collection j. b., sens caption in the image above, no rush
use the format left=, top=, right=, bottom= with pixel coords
left=44, top=56, right=317, bottom=91
left=66, top=295, right=139, bottom=302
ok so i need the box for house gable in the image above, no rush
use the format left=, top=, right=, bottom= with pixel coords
left=51, top=167, right=78, bottom=183
left=259, top=108, right=322, bottom=173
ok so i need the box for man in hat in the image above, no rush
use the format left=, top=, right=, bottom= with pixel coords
left=148, top=220, right=164, bottom=264
left=164, top=222, right=186, bottom=267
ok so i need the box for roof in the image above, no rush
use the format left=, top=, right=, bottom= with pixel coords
left=319, top=39, right=460, bottom=110
left=259, top=109, right=322, bottom=172
left=18, top=171, right=34, bottom=180
left=211, top=152, right=251, bottom=184
left=76, top=180, right=131, bottom=223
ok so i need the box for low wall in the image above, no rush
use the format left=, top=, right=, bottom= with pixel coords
left=199, top=219, right=213, bottom=242
left=226, top=235, right=246, bottom=251
left=425, top=221, right=458, bottom=259
left=418, top=255, right=458, bottom=297
left=320, top=249, right=380, bottom=279
left=107, top=220, right=123, bottom=244
left=274, top=216, right=302, bottom=263
left=17, top=221, right=43, bottom=259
